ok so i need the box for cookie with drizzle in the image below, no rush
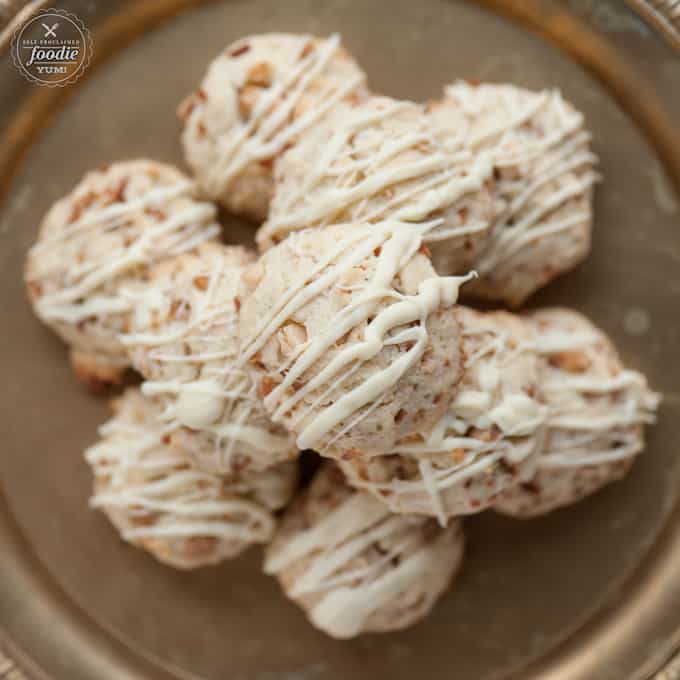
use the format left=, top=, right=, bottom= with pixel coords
left=495, top=308, right=660, bottom=517
left=179, top=33, right=368, bottom=221
left=238, top=220, right=473, bottom=457
left=340, top=307, right=547, bottom=525
left=24, top=160, right=220, bottom=391
left=258, top=95, right=498, bottom=273
left=85, top=388, right=298, bottom=569
left=123, top=241, right=298, bottom=475
left=428, top=81, right=598, bottom=306
left=264, top=464, right=464, bottom=639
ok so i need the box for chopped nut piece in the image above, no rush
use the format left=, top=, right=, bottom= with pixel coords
left=246, top=62, right=272, bottom=87
left=549, top=350, right=590, bottom=373
left=192, top=275, right=209, bottom=291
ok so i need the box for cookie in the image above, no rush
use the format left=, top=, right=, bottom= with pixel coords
left=239, top=221, right=470, bottom=456
left=178, top=33, right=367, bottom=220
left=428, top=82, right=597, bottom=305
left=85, top=388, right=298, bottom=569
left=258, top=95, right=497, bottom=273
left=123, top=241, right=298, bottom=474
left=341, top=307, right=546, bottom=523
left=264, top=464, right=464, bottom=638
left=24, top=160, right=219, bottom=390
left=495, top=308, right=659, bottom=517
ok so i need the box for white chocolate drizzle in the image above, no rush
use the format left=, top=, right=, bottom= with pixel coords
left=240, top=220, right=472, bottom=452
left=30, top=179, right=220, bottom=324
left=85, top=393, right=277, bottom=551
left=198, top=34, right=366, bottom=198
left=121, top=249, right=296, bottom=472
left=260, top=97, right=493, bottom=247
left=265, top=474, right=463, bottom=639
left=432, top=83, right=598, bottom=279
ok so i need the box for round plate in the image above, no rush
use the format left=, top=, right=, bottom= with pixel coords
left=1, top=1, right=679, bottom=678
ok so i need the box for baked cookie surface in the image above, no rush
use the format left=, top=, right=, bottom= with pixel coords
left=239, top=221, right=470, bottom=456
left=264, top=464, right=464, bottom=638
left=495, top=308, right=659, bottom=517
left=24, top=159, right=220, bottom=390
left=428, top=82, right=597, bottom=305
left=179, top=33, right=367, bottom=220
left=85, top=388, right=298, bottom=569
left=124, top=241, right=298, bottom=475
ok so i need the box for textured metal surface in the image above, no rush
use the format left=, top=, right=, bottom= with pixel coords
left=0, top=1, right=678, bottom=679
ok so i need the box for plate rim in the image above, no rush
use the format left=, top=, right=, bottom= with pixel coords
left=0, top=1, right=679, bottom=678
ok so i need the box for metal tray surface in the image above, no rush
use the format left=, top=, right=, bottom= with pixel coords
left=0, top=1, right=678, bottom=679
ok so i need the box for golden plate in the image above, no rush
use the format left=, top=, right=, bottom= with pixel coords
left=0, top=1, right=679, bottom=678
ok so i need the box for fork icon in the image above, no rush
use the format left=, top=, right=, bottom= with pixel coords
left=42, top=22, right=58, bottom=37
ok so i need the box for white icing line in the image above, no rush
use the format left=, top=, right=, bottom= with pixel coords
left=199, top=34, right=365, bottom=198
left=242, top=220, right=470, bottom=451
left=85, top=393, right=277, bottom=550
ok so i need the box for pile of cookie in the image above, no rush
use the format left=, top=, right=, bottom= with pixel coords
left=24, top=34, right=659, bottom=639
